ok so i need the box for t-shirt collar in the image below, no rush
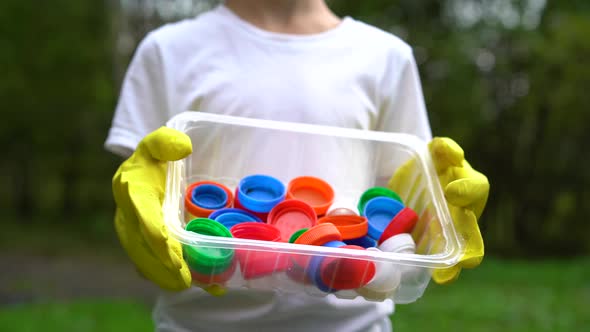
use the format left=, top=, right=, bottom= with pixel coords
left=214, top=3, right=353, bottom=43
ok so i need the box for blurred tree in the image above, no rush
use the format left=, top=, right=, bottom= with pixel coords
left=0, top=0, right=118, bottom=226
left=477, top=8, right=590, bottom=256
left=332, top=0, right=590, bottom=256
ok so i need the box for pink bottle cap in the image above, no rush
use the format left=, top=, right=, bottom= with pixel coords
left=230, top=223, right=287, bottom=279
left=267, top=199, right=317, bottom=242
left=319, top=245, right=375, bottom=290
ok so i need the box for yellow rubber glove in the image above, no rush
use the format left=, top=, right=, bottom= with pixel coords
left=389, top=137, right=489, bottom=284
left=112, top=126, right=225, bottom=295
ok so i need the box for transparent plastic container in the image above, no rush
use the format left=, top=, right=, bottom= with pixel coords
left=163, top=112, right=464, bottom=304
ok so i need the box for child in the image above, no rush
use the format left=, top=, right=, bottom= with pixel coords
left=106, top=1, right=487, bottom=331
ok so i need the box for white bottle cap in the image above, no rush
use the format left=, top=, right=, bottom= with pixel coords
left=378, top=233, right=416, bottom=254
left=326, top=198, right=359, bottom=216
left=356, top=248, right=401, bottom=301
left=326, top=207, right=359, bottom=216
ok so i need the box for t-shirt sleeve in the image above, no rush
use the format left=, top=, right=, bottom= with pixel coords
left=375, top=50, right=433, bottom=185
left=376, top=51, right=432, bottom=140
left=104, top=33, right=170, bottom=158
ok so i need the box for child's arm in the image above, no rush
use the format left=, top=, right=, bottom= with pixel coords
left=105, top=33, right=171, bottom=158
left=105, top=33, right=226, bottom=295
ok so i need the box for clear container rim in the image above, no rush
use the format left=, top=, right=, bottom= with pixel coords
left=163, top=111, right=464, bottom=269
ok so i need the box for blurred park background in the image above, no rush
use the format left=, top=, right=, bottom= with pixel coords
left=1, top=0, right=589, bottom=331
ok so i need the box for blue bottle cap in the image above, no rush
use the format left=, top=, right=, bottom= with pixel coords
left=363, top=197, right=404, bottom=240
left=344, top=236, right=377, bottom=249
left=209, top=208, right=263, bottom=222
left=237, top=175, right=286, bottom=213
left=209, top=209, right=263, bottom=229
left=305, top=240, right=343, bottom=293
left=323, top=240, right=347, bottom=248
left=191, top=184, right=228, bottom=210
left=307, top=255, right=336, bottom=293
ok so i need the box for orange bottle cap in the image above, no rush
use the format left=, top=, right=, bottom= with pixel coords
left=185, top=181, right=233, bottom=218
left=318, top=215, right=368, bottom=240
left=287, top=176, right=335, bottom=216
left=294, top=223, right=342, bottom=246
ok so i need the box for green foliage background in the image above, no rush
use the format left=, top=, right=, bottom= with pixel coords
left=1, top=0, right=588, bottom=257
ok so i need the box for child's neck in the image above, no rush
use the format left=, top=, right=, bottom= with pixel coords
left=224, top=0, right=341, bottom=35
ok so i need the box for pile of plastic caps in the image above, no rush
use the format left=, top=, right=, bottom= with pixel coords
left=183, top=174, right=419, bottom=299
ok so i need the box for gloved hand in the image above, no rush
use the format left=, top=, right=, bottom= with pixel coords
left=389, top=137, right=489, bottom=284
left=112, top=126, right=225, bottom=295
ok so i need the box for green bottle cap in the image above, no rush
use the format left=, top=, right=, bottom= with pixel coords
left=357, top=187, right=403, bottom=215
left=183, top=218, right=234, bottom=275
left=289, top=228, right=309, bottom=243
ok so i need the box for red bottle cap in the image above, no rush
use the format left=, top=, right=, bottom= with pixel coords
left=320, top=245, right=376, bottom=290
left=268, top=199, right=317, bottom=242
left=378, top=207, right=419, bottom=245
left=230, top=222, right=282, bottom=242
left=230, top=223, right=287, bottom=279
left=190, top=258, right=237, bottom=285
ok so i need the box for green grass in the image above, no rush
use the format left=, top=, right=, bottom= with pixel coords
left=393, top=257, right=590, bottom=332
left=1, top=258, right=588, bottom=332
left=0, top=300, right=153, bottom=332
left=1, top=220, right=121, bottom=257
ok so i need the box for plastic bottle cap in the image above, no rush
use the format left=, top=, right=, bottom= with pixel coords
left=317, top=215, right=368, bottom=240
left=286, top=263, right=313, bottom=284
left=289, top=228, right=309, bottom=243
left=378, top=233, right=416, bottom=253
left=287, top=176, right=335, bottom=216
left=209, top=208, right=263, bottom=229
left=358, top=187, right=403, bottom=215
left=322, top=240, right=347, bottom=248
left=268, top=199, right=317, bottom=242
left=319, top=245, right=376, bottom=290
left=230, top=222, right=287, bottom=279
left=185, top=181, right=233, bottom=218
left=237, top=174, right=286, bottom=213
left=363, top=197, right=404, bottom=240
left=230, top=222, right=282, bottom=242
left=294, top=223, right=343, bottom=246
left=292, top=224, right=342, bottom=268
left=305, top=240, right=343, bottom=293
left=344, top=236, right=377, bottom=249
left=209, top=208, right=263, bottom=222
left=183, top=218, right=234, bottom=275
left=190, top=258, right=237, bottom=285
left=215, top=212, right=261, bottom=229
left=191, top=184, right=228, bottom=210
left=327, top=207, right=358, bottom=216
left=378, top=207, right=419, bottom=245
left=307, top=255, right=336, bottom=292
left=356, top=247, right=401, bottom=301
left=234, top=188, right=269, bottom=222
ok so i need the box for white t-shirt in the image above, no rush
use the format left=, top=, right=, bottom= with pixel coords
left=105, top=4, right=432, bottom=332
